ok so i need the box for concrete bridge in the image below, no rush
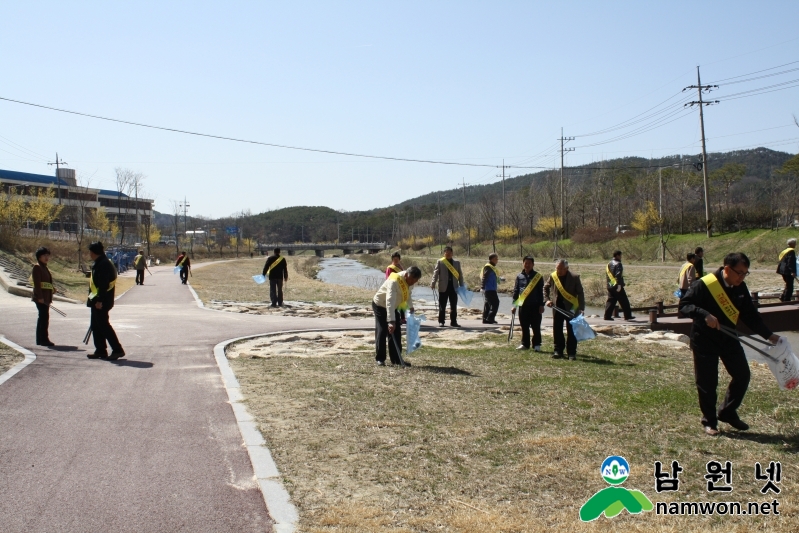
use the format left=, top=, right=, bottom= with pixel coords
left=256, top=242, right=388, bottom=257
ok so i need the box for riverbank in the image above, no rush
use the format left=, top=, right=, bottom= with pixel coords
left=227, top=330, right=798, bottom=532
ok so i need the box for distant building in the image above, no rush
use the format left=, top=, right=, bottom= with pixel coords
left=0, top=168, right=154, bottom=235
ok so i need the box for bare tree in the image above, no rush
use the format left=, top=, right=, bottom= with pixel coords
left=478, top=192, right=500, bottom=253
left=170, top=200, right=181, bottom=255
left=71, top=175, right=96, bottom=270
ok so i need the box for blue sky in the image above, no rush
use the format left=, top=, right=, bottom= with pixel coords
left=1, top=1, right=797, bottom=217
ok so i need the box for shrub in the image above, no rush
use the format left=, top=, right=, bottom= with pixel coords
left=572, top=226, right=615, bottom=244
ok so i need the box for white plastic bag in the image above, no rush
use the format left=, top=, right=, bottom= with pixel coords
left=763, top=337, right=799, bottom=390
left=406, top=313, right=426, bottom=355
left=252, top=274, right=266, bottom=284
left=173, top=266, right=181, bottom=275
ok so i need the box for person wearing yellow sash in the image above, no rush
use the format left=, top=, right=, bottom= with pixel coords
left=431, top=246, right=464, bottom=327
left=544, top=259, right=586, bottom=360
left=87, top=242, right=125, bottom=360
left=262, top=247, right=289, bottom=307
left=677, top=253, right=698, bottom=299
left=372, top=266, right=422, bottom=366
left=175, top=250, right=191, bottom=285
left=679, top=252, right=780, bottom=436
left=480, top=253, right=501, bottom=324
left=133, top=250, right=146, bottom=285
left=385, top=251, right=404, bottom=279
left=31, top=246, right=56, bottom=346
left=777, top=238, right=797, bottom=302
left=603, top=250, right=635, bottom=321
left=511, top=256, right=545, bottom=351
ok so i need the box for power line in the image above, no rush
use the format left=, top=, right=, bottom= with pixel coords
left=708, top=59, right=799, bottom=84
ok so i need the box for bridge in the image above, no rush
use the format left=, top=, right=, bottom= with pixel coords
left=256, top=242, right=389, bottom=257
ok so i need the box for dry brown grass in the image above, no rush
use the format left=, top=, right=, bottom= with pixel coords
left=190, top=255, right=375, bottom=305
left=230, top=335, right=799, bottom=532
left=0, top=341, right=24, bottom=375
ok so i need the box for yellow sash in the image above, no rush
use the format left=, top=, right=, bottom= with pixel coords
left=387, top=264, right=401, bottom=273
left=779, top=247, right=795, bottom=261
left=133, top=254, right=145, bottom=269
left=29, top=274, right=54, bottom=291
left=606, top=263, right=617, bottom=287
left=678, top=262, right=693, bottom=285
left=440, top=258, right=460, bottom=280
left=484, top=263, right=499, bottom=278
left=514, top=272, right=542, bottom=307
left=551, top=271, right=579, bottom=311
left=388, top=272, right=410, bottom=310
left=178, top=255, right=188, bottom=267
left=266, top=255, right=285, bottom=276
left=89, top=272, right=116, bottom=300
left=700, top=273, right=739, bottom=325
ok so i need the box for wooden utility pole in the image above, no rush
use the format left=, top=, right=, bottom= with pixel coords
left=684, top=66, right=718, bottom=238
left=462, top=178, right=470, bottom=256
left=558, top=128, right=575, bottom=239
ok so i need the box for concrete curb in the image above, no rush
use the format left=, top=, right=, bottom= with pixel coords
left=186, top=282, right=205, bottom=308
left=0, top=336, right=36, bottom=387
left=213, top=326, right=373, bottom=533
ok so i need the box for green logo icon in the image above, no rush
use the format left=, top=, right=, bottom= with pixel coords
left=580, top=456, right=653, bottom=522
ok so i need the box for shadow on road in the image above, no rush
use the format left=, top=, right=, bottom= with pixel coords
left=417, top=365, right=474, bottom=376
left=579, top=354, right=635, bottom=366
left=49, top=346, right=81, bottom=352
left=109, top=360, right=154, bottom=369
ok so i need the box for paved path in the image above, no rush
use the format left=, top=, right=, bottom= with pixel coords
left=0, top=264, right=367, bottom=533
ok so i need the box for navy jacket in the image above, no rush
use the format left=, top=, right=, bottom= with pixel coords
left=512, top=269, right=544, bottom=308
left=88, top=254, right=117, bottom=310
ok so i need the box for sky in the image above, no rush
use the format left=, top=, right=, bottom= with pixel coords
left=1, top=1, right=798, bottom=218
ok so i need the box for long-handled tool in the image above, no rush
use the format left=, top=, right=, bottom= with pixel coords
left=432, top=282, right=439, bottom=316
left=49, top=305, right=66, bottom=317
left=718, top=324, right=777, bottom=361
left=389, top=328, right=408, bottom=367
left=83, top=326, right=92, bottom=345
left=508, top=311, right=515, bottom=343
left=551, top=305, right=576, bottom=320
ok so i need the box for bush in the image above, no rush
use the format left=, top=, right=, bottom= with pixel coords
left=572, top=227, right=615, bottom=244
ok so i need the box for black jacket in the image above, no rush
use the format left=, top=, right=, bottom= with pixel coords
left=262, top=254, right=289, bottom=280
left=512, top=269, right=544, bottom=308
left=88, top=254, right=117, bottom=310
left=777, top=249, right=796, bottom=276
left=606, top=259, right=625, bottom=288
left=694, top=257, right=704, bottom=278
left=679, top=268, right=772, bottom=353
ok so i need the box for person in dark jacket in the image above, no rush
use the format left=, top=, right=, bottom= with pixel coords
left=694, top=247, right=705, bottom=278
left=430, top=246, right=464, bottom=327
left=679, top=252, right=780, bottom=436
left=87, top=242, right=125, bottom=360
left=603, top=250, right=635, bottom=321
left=511, top=256, right=545, bottom=351
left=544, top=260, right=586, bottom=360
left=262, top=247, right=289, bottom=307
left=31, top=246, right=56, bottom=346
left=777, top=238, right=797, bottom=302
left=176, top=251, right=191, bottom=284
left=481, top=253, right=501, bottom=324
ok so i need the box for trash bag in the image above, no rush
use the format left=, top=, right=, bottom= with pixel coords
left=252, top=274, right=266, bottom=284
left=570, top=314, right=596, bottom=342
left=673, top=289, right=682, bottom=299
left=456, top=284, right=474, bottom=306
left=763, top=337, right=799, bottom=390
left=406, top=313, right=426, bottom=356
left=173, top=266, right=181, bottom=275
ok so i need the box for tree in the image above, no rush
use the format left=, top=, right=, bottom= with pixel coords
left=171, top=200, right=182, bottom=255
left=71, top=177, right=96, bottom=270
left=478, top=193, right=500, bottom=253
left=27, top=186, right=62, bottom=237
left=535, top=216, right=561, bottom=241
left=631, top=201, right=660, bottom=235
left=710, top=163, right=746, bottom=212
left=0, top=186, right=27, bottom=246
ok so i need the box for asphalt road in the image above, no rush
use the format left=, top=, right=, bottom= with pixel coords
left=0, top=264, right=360, bottom=533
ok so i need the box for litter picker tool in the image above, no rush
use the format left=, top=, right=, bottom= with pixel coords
left=49, top=305, right=66, bottom=317
left=551, top=306, right=576, bottom=319
left=83, top=326, right=92, bottom=345
left=508, top=311, right=515, bottom=343
left=389, top=329, right=408, bottom=367
left=718, top=325, right=776, bottom=361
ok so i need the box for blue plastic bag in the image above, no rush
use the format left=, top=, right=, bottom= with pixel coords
left=456, top=284, right=474, bottom=306
left=673, top=289, right=682, bottom=299
left=173, top=266, right=181, bottom=275
left=253, top=274, right=266, bottom=284
left=570, top=314, right=596, bottom=342
left=406, top=313, right=426, bottom=355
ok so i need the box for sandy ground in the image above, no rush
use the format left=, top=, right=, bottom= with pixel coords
left=0, top=342, right=24, bottom=375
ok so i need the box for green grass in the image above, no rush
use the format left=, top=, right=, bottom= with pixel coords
left=231, top=334, right=799, bottom=532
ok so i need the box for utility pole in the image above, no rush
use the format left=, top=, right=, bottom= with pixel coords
left=558, top=128, right=575, bottom=239
left=497, top=160, right=506, bottom=226
left=180, top=197, right=190, bottom=251
left=684, top=66, right=718, bottom=238
left=462, top=178, right=470, bottom=256
left=437, top=192, right=442, bottom=253
left=47, top=153, right=68, bottom=232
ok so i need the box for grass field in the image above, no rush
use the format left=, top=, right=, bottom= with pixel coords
left=230, top=334, right=799, bottom=532
left=0, top=341, right=24, bottom=375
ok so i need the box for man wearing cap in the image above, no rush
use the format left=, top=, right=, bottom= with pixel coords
left=31, top=246, right=56, bottom=346
left=431, top=246, right=464, bottom=327
left=133, top=250, right=146, bottom=285
left=87, top=242, right=125, bottom=360
left=372, top=266, right=422, bottom=366
left=262, top=247, right=289, bottom=307
left=603, top=250, right=635, bottom=321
